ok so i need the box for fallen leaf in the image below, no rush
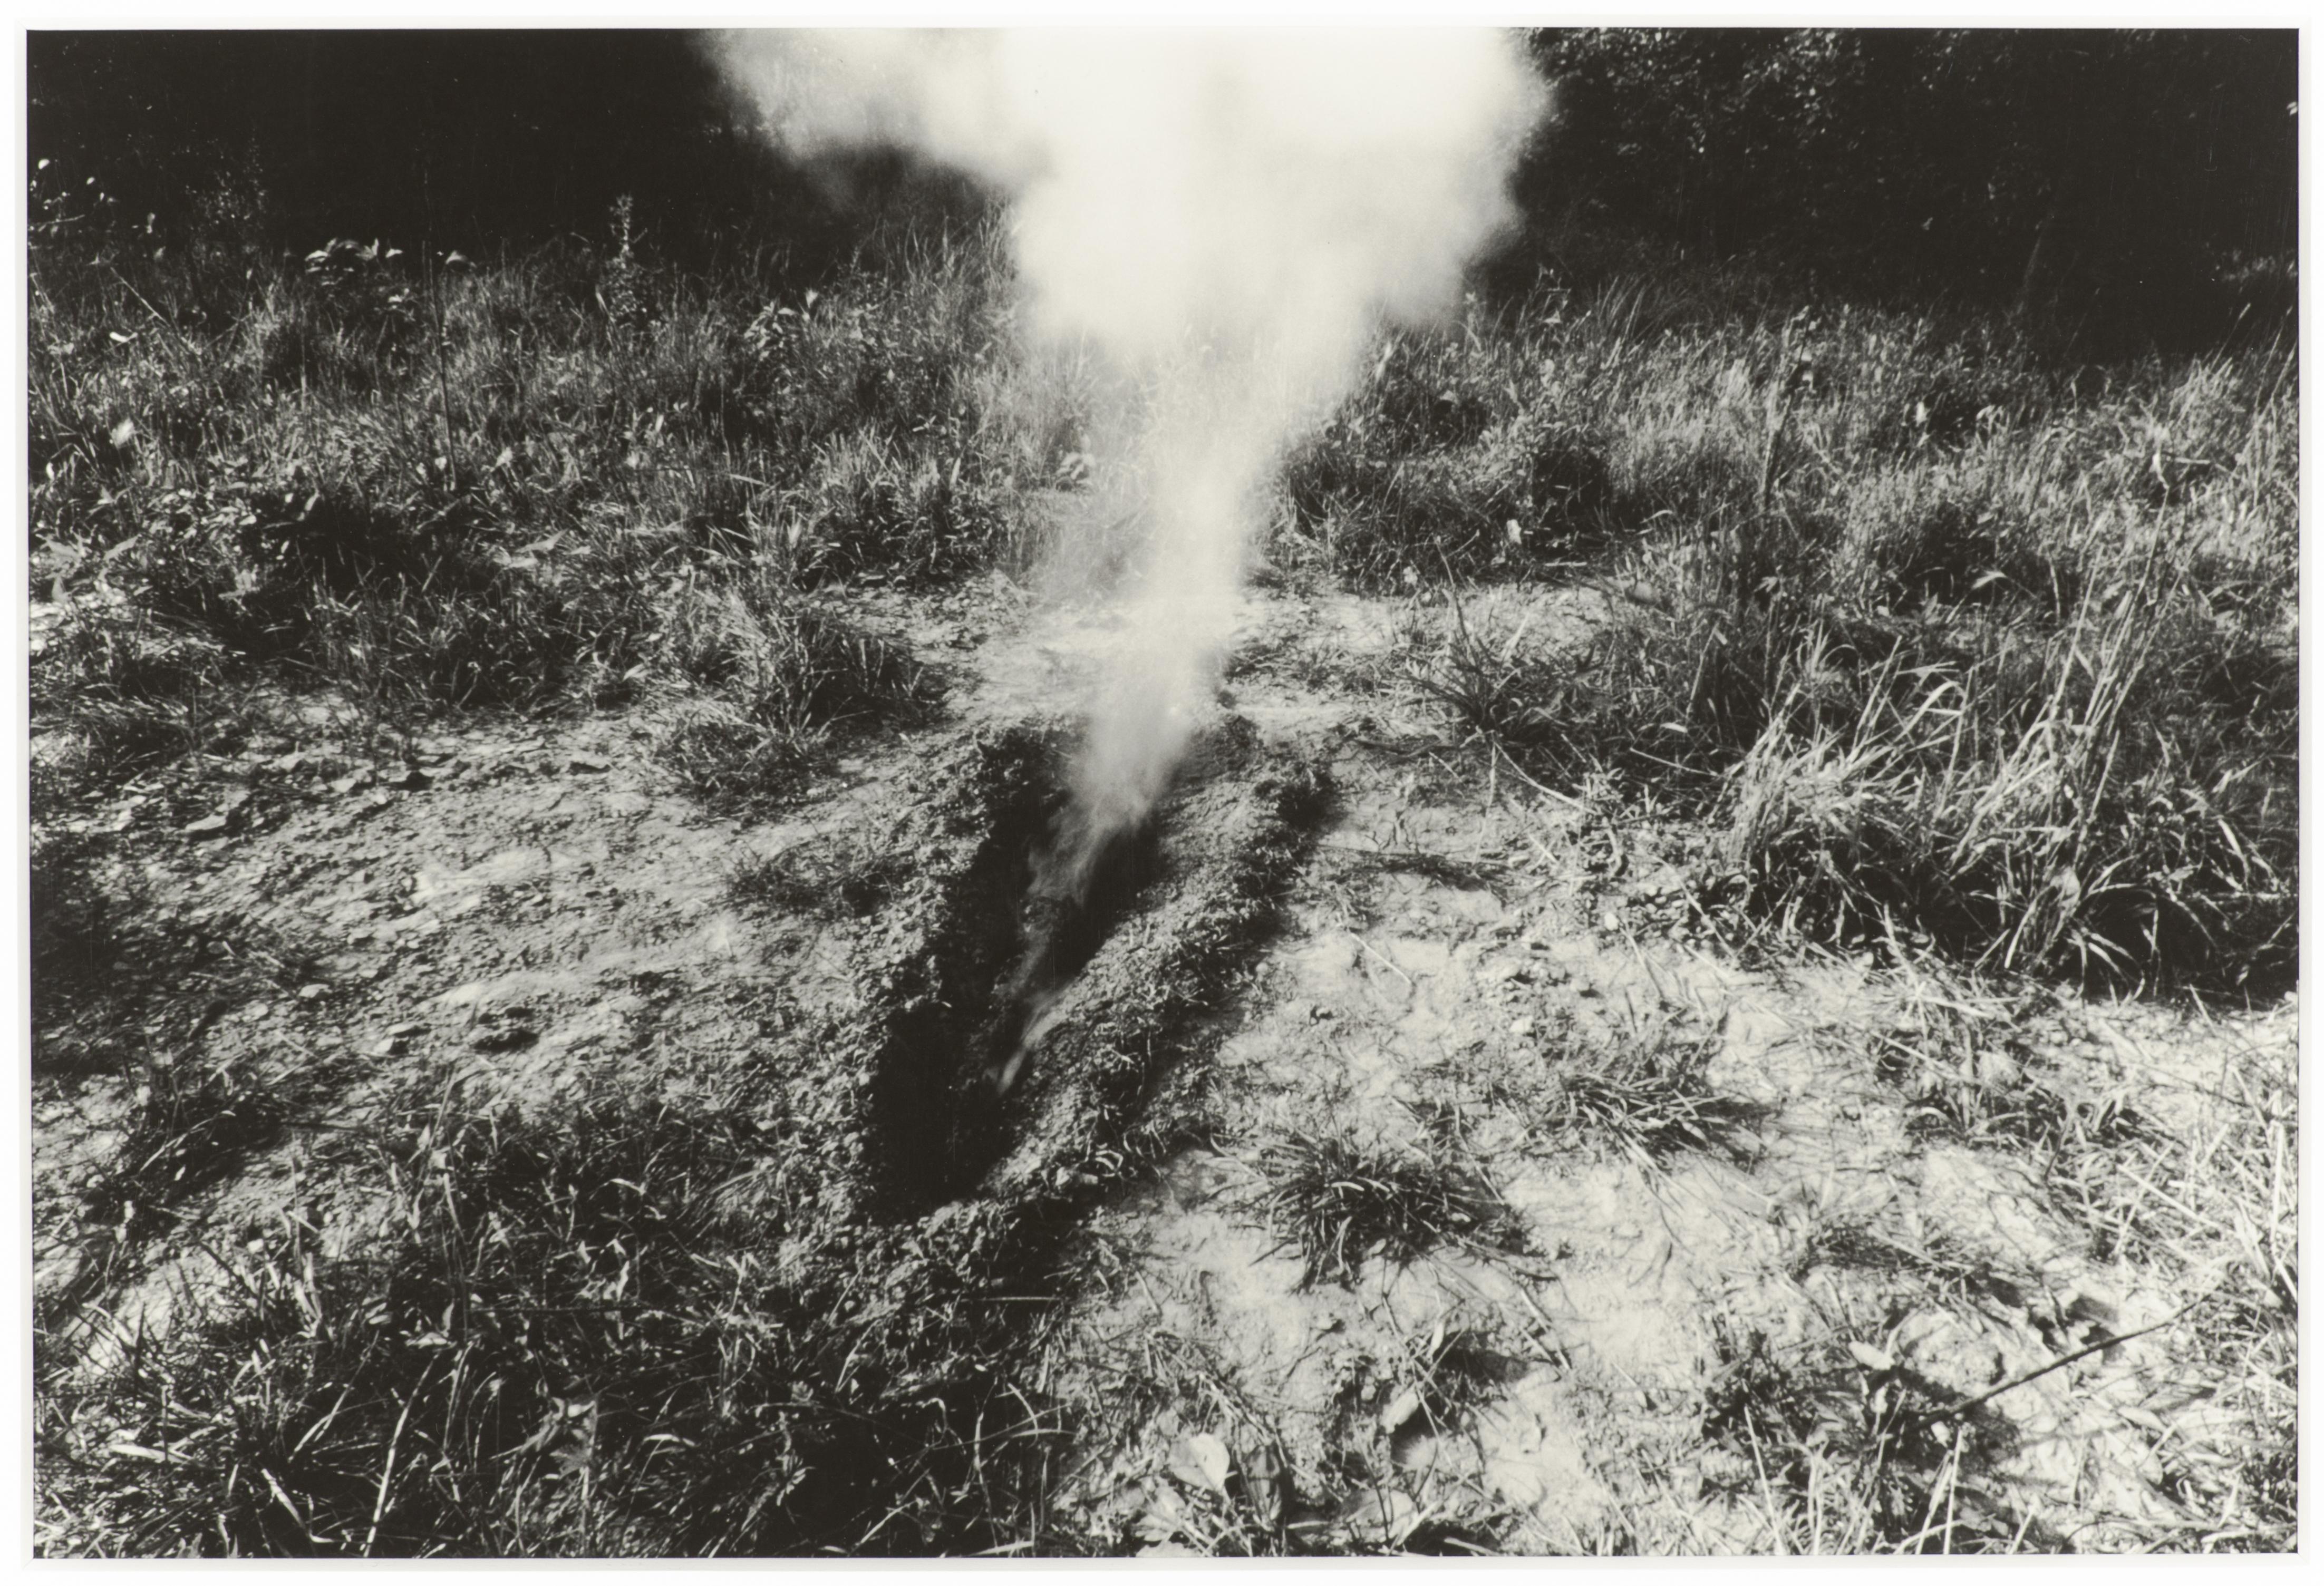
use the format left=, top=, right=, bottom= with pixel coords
left=1168, top=1431, right=1233, bottom=1498
left=1334, top=1485, right=1418, bottom=1546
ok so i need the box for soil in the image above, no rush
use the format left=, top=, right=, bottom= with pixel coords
left=30, top=573, right=2297, bottom=1555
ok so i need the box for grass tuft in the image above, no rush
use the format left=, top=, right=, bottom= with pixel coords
left=654, top=583, right=937, bottom=817
left=1257, top=1127, right=1521, bottom=1288
left=1522, top=1011, right=1765, bottom=1169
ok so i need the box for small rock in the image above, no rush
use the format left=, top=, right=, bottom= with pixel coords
left=387, top=1021, right=421, bottom=1037
left=1847, top=1340, right=1897, bottom=1373
left=1510, top=1016, right=1536, bottom=1039
left=271, top=751, right=307, bottom=774
left=330, top=768, right=376, bottom=796
left=384, top=764, right=431, bottom=790
left=568, top=752, right=611, bottom=773
left=182, top=813, right=230, bottom=838
left=296, top=984, right=328, bottom=1002
left=221, top=787, right=253, bottom=814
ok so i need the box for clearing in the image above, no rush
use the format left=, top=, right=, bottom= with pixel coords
left=32, top=573, right=2295, bottom=1555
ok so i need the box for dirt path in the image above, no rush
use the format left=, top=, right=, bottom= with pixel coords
left=33, top=582, right=2296, bottom=1555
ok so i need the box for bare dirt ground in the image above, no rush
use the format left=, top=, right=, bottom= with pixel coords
left=32, top=577, right=2297, bottom=1555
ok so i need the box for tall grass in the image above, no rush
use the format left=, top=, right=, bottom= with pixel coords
left=31, top=201, right=2293, bottom=986
left=29, top=208, right=1066, bottom=809
left=1366, top=276, right=2293, bottom=993
left=43, top=1067, right=1031, bottom=1555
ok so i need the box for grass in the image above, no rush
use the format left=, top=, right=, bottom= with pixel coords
left=725, top=838, right=911, bottom=921
left=29, top=203, right=1057, bottom=821
left=30, top=173, right=2296, bottom=1559
left=75, top=1054, right=289, bottom=1273
left=33, top=186, right=2293, bottom=993
left=42, top=1063, right=1038, bottom=1556
left=1512, top=1007, right=1765, bottom=1170
left=37, top=735, right=1335, bottom=1559
left=1256, top=1126, right=1521, bottom=1288
left=2049, top=1035, right=2298, bottom=1550
left=1699, top=1315, right=2029, bottom=1554
left=1362, top=288, right=2294, bottom=995
left=654, top=566, right=938, bottom=816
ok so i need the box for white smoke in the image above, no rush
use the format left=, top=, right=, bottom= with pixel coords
left=715, top=28, right=1542, bottom=883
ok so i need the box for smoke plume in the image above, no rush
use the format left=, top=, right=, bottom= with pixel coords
left=715, top=27, right=1541, bottom=965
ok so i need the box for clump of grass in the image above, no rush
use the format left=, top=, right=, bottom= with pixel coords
left=1382, top=1317, right=1527, bottom=1438
left=34, top=888, right=314, bottom=1086
left=76, top=1052, right=287, bottom=1274
left=655, top=580, right=937, bottom=816
left=30, top=599, right=248, bottom=799
left=1789, top=1212, right=2035, bottom=1312
left=1304, top=275, right=2292, bottom=994
left=2049, top=1033, right=2296, bottom=1550
left=1699, top=576, right=2293, bottom=989
left=1527, top=1013, right=1764, bottom=1169
left=1281, top=296, right=1619, bottom=589
left=726, top=837, right=911, bottom=921
left=1395, top=582, right=1586, bottom=781
left=41, top=898, right=327, bottom=1317
left=30, top=211, right=1049, bottom=801
left=30, top=829, right=123, bottom=1009
left=1256, top=1126, right=1521, bottom=1288
left=1868, top=997, right=2147, bottom=1155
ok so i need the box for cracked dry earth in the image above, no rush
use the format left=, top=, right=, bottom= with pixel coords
left=33, top=578, right=2298, bottom=1555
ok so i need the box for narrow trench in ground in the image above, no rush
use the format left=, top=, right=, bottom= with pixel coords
left=861, top=744, right=1166, bottom=1209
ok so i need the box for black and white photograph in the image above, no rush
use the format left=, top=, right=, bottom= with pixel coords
left=22, top=21, right=2301, bottom=1558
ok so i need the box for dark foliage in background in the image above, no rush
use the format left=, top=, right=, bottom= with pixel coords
left=31, top=28, right=2296, bottom=349
left=26, top=30, right=989, bottom=276
left=1512, top=28, right=2296, bottom=349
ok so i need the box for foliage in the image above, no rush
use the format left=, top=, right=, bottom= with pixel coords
left=1520, top=28, right=2296, bottom=347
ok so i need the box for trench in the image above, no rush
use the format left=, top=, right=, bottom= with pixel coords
left=856, top=731, right=1165, bottom=1208
left=855, top=715, right=1313, bottom=1211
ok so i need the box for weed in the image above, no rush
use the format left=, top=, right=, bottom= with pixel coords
left=655, top=588, right=937, bottom=816
left=1526, top=1014, right=1764, bottom=1169
left=725, top=840, right=910, bottom=920
left=1257, top=1127, right=1522, bottom=1287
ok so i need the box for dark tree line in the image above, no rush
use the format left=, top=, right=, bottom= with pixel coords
left=29, top=28, right=2298, bottom=341
left=26, top=30, right=976, bottom=273
left=1517, top=28, right=2296, bottom=339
